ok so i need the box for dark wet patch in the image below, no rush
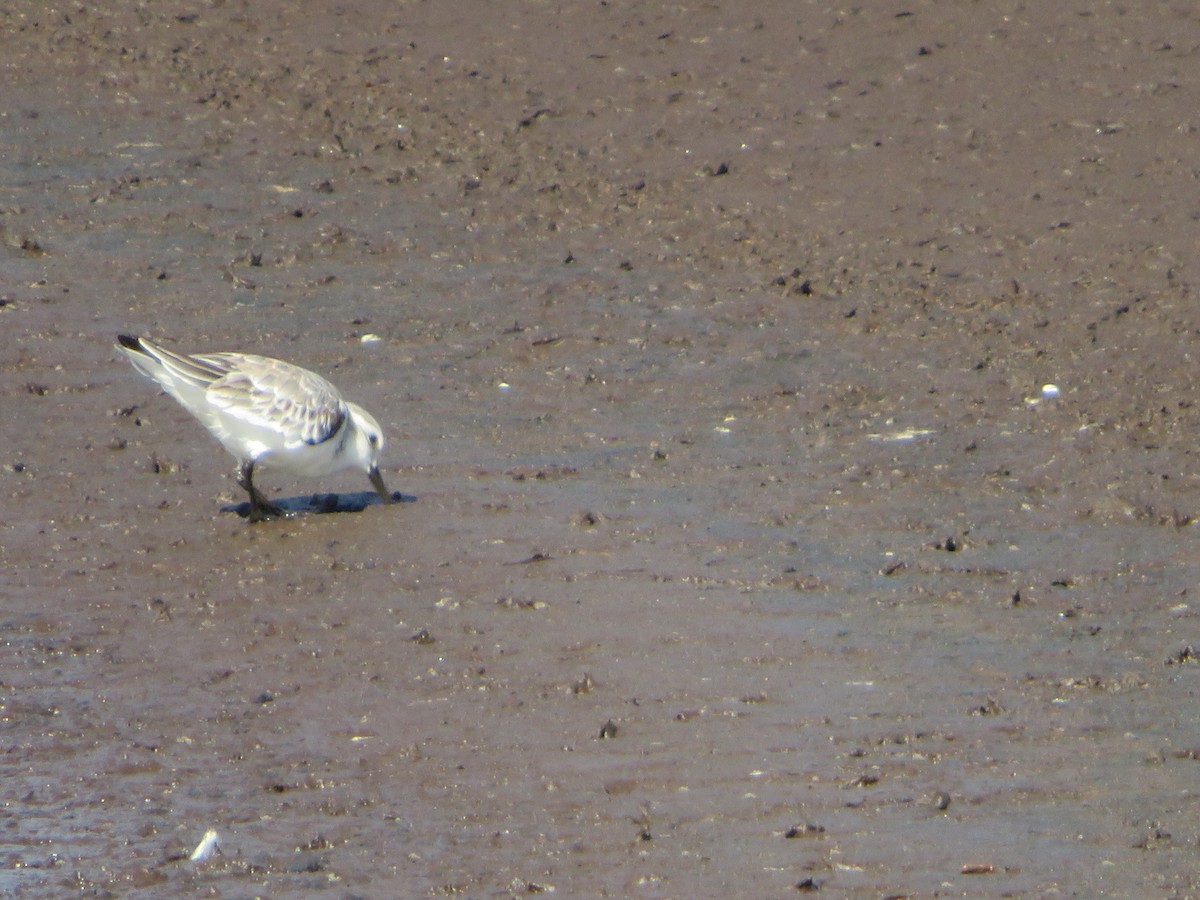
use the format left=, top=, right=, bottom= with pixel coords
left=221, top=489, right=415, bottom=518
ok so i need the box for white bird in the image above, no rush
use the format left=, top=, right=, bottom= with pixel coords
left=116, top=334, right=396, bottom=521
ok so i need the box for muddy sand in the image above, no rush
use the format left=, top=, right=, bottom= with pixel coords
left=4, top=2, right=1200, bottom=896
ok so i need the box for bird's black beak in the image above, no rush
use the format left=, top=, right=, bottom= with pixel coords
left=369, top=466, right=396, bottom=504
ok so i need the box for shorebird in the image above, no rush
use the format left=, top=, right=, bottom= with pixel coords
left=116, top=334, right=396, bottom=521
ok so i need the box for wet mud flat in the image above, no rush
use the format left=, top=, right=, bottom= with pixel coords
left=4, top=2, right=1200, bottom=896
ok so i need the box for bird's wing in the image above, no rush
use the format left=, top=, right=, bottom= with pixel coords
left=127, top=337, right=235, bottom=390
left=201, top=354, right=348, bottom=447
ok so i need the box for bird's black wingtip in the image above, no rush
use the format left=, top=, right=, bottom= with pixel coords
left=116, top=334, right=143, bottom=352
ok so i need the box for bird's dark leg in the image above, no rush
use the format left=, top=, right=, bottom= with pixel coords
left=236, top=460, right=284, bottom=522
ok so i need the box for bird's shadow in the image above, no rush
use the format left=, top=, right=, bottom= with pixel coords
left=221, top=490, right=415, bottom=519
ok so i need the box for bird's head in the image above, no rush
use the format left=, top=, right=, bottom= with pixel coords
left=346, top=402, right=395, bottom=503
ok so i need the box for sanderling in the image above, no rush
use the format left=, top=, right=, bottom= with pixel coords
left=116, top=334, right=396, bottom=521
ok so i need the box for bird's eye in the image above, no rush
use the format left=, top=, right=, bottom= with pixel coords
left=368, top=434, right=379, bottom=445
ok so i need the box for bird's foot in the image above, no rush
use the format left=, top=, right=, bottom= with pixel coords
left=244, top=487, right=286, bottom=522
left=246, top=501, right=287, bottom=522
